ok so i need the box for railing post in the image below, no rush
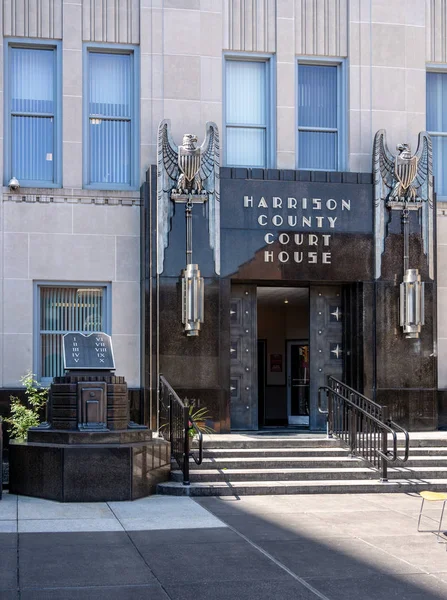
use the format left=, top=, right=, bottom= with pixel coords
left=380, top=406, right=389, bottom=482
left=349, top=393, right=356, bottom=456
left=183, top=405, right=190, bottom=486
left=328, top=390, right=333, bottom=438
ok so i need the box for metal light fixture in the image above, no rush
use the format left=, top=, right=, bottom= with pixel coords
left=182, top=263, right=204, bottom=336
left=400, top=268, right=424, bottom=338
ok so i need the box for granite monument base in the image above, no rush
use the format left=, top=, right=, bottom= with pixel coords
left=9, top=433, right=170, bottom=502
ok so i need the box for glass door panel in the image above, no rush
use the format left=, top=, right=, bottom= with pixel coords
left=287, top=341, right=310, bottom=425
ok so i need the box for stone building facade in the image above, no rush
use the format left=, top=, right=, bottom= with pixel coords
left=0, top=0, right=446, bottom=435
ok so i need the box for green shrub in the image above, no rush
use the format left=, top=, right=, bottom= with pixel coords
left=5, top=373, right=48, bottom=442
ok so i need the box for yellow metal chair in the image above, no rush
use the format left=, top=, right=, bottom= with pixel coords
left=418, top=491, right=447, bottom=543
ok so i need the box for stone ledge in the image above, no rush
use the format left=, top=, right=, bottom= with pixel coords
left=2, top=187, right=141, bottom=206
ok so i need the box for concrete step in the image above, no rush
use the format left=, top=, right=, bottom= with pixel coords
left=173, top=465, right=447, bottom=483
left=193, top=457, right=361, bottom=470
left=198, top=438, right=342, bottom=449
left=158, top=477, right=447, bottom=496
left=202, top=448, right=352, bottom=458
left=194, top=454, right=447, bottom=470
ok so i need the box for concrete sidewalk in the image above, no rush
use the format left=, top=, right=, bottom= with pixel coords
left=1, top=491, right=447, bottom=599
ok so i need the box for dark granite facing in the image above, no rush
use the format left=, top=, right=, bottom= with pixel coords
left=27, top=429, right=152, bottom=445
left=226, top=233, right=374, bottom=281
left=9, top=438, right=170, bottom=501
left=158, top=277, right=220, bottom=358
left=376, top=389, right=438, bottom=430
left=9, top=443, right=62, bottom=500
left=219, top=167, right=373, bottom=184
left=438, top=390, right=447, bottom=429
left=374, top=282, right=436, bottom=389
left=220, top=179, right=373, bottom=233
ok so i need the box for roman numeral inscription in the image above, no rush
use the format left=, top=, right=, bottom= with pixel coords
left=63, top=333, right=115, bottom=370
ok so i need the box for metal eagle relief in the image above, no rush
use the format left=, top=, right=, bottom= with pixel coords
left=157, top=120, right=220, bottom=274
left=373, top=129, right=434, bottom=279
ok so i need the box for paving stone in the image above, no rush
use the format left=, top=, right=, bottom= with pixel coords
left=138, top=541, right=290, bottom=585
left=20, top=585, right=169, bottom=600
left=307, top=573, right=447, bottom=600
left=19, top=531, right=133, bottom=549
left=0, top=521, right=18, bottom=533
left=0, top=532, right=18, bottom=547
left=259, top=538, right=423, bottom=579
left=165, top=579, right=318, bottom=600
left=18, top=518, right=124, bottom=533
left=129, top=526, right=239, bottom=547
left=358, top=534, right=447, bottom=573
left=19, top=537, right=156, bottom=589
left=18, top=497, right=113, bottom=520
left=0, top=548, right=18, bottom=591
left=218, top=512, right=350, bottom=542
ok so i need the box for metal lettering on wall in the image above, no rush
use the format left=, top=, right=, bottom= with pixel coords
left=230, top=285, right=258, bottom=430
left=243, top=195, right=351, bottom=265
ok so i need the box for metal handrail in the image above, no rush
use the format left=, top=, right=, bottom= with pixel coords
left=318, top=377, right=410, bottom=481
left=158, top=375, right=203, bottom=485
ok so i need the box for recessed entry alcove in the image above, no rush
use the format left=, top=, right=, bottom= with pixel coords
left=257, top=286, right=310, bottom=428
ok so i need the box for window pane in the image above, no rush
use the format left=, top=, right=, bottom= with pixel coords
left=427, top=72, right=447, bottom=132
left=298, top=131, right=337, bottom=170
left=40, top=287, right=105, bottom=379
left=12, top=116, right=54, bottom=182
left=432, top=135, right=447, bottom=196
left=89, top=53, right=131, bottom=118
left=90, top=119, right=130, bottom=184
left=226, top=61, right=266, bottom=125
left=10, top=47, right=54, bottom=114
left=298, top=65, right=337, bottom=128
left=226, top=127, right=266, bottom=167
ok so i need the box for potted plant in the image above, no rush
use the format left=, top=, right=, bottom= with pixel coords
left=186, top=401, right=214, bottom=438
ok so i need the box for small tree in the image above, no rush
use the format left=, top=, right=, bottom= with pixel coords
left=5, top=373, right=48, bottom=442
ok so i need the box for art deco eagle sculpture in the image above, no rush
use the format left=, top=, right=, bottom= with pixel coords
left=157, top=120, right=220, bottom=275
left=372, top=129, right=434, bottom=279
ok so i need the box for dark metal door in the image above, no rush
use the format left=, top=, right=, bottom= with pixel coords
left=309, top=286, right=343, bottom=430
left=230, top=284, right=258, bottom=430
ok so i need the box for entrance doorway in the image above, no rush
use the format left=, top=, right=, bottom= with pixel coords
left=230, top=283, right=344, bottom=431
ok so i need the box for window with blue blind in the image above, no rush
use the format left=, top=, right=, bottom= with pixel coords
left=5, top=42, right=61, bottom=187
left=297, top=64, right=340, bottom=171
left=427, top=72, right=447, bottom=197
left=84, top=47, right=138, bottom=189
left=36, top=284, right=110, bottom=381
left=225, top=59, right=272, bottom=168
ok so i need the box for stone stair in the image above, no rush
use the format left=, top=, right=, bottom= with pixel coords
left=157, top=432, right=447, bottom=496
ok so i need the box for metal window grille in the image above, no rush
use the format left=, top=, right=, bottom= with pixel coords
left=39, top=286, right=106, bottom=380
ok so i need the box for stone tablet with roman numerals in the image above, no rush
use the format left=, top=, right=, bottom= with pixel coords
left=63, top=332, right=115, bottom=370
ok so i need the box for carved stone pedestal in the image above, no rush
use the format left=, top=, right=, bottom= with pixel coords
left=8, top=372, right=170, bottom=502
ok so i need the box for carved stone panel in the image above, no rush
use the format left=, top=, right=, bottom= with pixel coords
left=230, top=284, right=258, bottom=430
left=309, top=285, right=343, bottom=430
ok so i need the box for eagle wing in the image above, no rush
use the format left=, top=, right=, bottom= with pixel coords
left=373, top=129, right=395, bottom=279
left=414, top=132, right=434, bottom=279
left=157, top=120, right=178, bottom=274
left=373, top=129, right=395, bottom=199
left=413, top=132, right=432, bottom=198
left=200, top=122, right=220, bottom=275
